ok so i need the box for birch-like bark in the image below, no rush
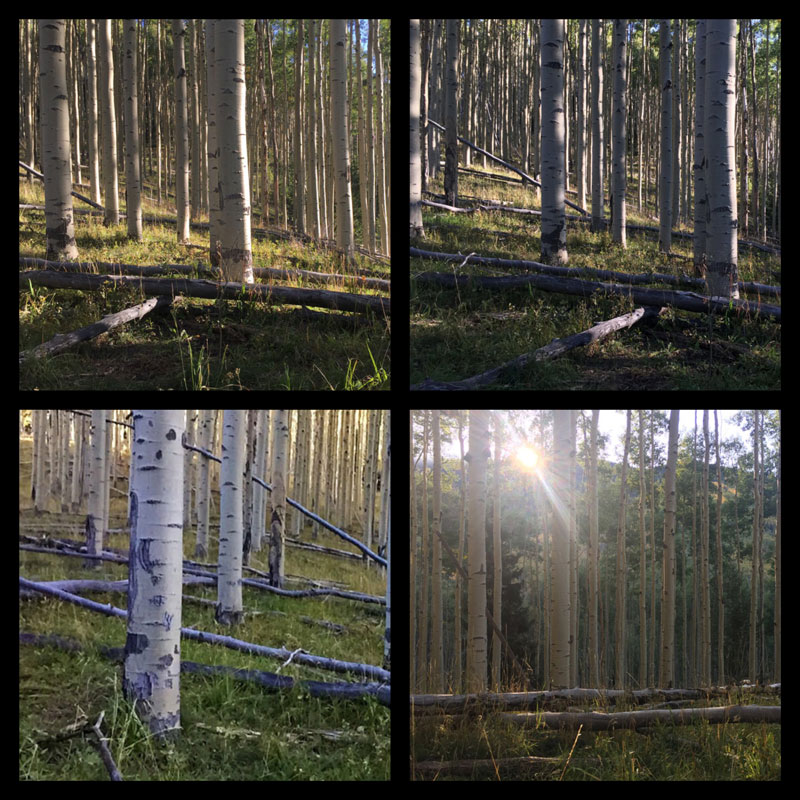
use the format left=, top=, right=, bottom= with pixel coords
left=217, top=410, right=245, bottom=625
left=124, top=410, right=185, bottom=739
left=268, top=411, right=289, bottom=588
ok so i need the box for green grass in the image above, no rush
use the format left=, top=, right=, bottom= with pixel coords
left=411, top=164, right=780, bottom=390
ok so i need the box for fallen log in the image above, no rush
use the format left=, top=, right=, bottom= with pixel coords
left=427, top=118, right=590, bottom=217
left=413, top=270, right=780, bottom=321
left=19, top=294, right=174, bottom=363
left=20, top=256, right=390, bottom=293
left=413, top=755, right=574, bottom=778
left=410, top=306, right=663, bottom=390
left=19, top=160, right=104, bottom=211
left=411, top=685, right=781, bottom=714
left=19, top=269, right=389, bottom=316
left=496, top=704, right=780, bottom=731
left=410, top=247, right=780, bottom=297
left=19, top=577, right=390, bottom=683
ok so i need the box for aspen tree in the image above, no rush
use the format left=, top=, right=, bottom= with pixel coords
left=431, top=410, right=443, bottom=693
left=98, top=19, right=119, bottom=225
left=705, top=19, right=740, bottom=299
left=330, top=20, right=355, bottom=257
left=39, top=20, right=79, bottom=260
left=550, top=410, right=571, bottom=688
left=217, top=410, right=245, bottom=625
left=269, top=410, right=288, bottom=588
left=124, top=410, right=185, bottom=739
left=382, top=412, right=391, bottom=672
left=540, top=19, right=568, bottom=264
left=410, top=19, right=424, bottom=236
left=444, top=19, right=459, bottom=207
left=659, top=410, right=680, bottom=687
left=612, top=20, right=628, bottom=247
left=123, top=20, right=143, bottom=240
left=590, top=20, right=606, bottom=233
left=659, top=20, right=673, bottom=253
left=215, top=20, right=254, bottom=283
left=466, top=410, right=489, bottom=693
left=172, top=20, right=190, bottom=244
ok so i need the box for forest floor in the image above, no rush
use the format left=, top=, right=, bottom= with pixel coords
left=411, top=688, right=780, bottom=780
left=19, top=442, right=390, bottom=780
left=19, top=178, right=390, bottom=391
left=410, top=164, right=780, bottom=390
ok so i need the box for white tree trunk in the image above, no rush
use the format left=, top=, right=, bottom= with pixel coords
left=84, top=410, right=107, bottom=569
left=39, top=20, right=78, bottom=260
left=590, top=20, right=606, bottom=233
left=123, top=20, right=142, bottom=240
left=550, top=410, right=571, bottom=688
left=215, top=20, right=253, bottom=282
left=704, top=19, right=739, bottom=299
left=612, top=19, right=628, bottom=247
left=444, top=18, right=459, bottom=207
left=466, top=410, right=489, bottom=693
left=269, top=410, right=289, bottom=588
left=382, top=411, right=391, bottom=671
left=330, top=20, right=355, bottom=257
left=409, top=19, right=424, bottom=237
left=98, top=19, right=119, bottom=225
left=540, top=19, right=568, bottom=264
left=659, top=20, right=673, bottom=253
left=217, top=410, right=245, bottom=624
left=124, top=410, right=185, bottom=738
left=659, top=409, right=680, bottom=687
left=172, top=20, right=191, bottom=245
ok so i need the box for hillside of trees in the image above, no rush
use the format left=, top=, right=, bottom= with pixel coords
left=20, top=20, right=390, bottom=391
left=410, top=20, right=781, bottom=390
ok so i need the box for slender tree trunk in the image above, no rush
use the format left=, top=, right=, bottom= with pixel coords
left=98, top=19, right=119, bottom=226
left=215, top=20, right=254, bottom=283
left=444, top=19, right=459, bottom=207
left=590, top=20, right=606, bottom=233
left=588, top=410, right=600, bottom=687
left=550, top=410, right=571, bottom=688
left=431, top=411, right=443, bottom=692
left=466, top=410, right=489, bottom=693
left=540, top=19, right=568, bottom=264
left=172, top=20, right=190, bottom=244
left=410, top=20, right=424, bottom=236
left=659, top=410, right=680, bottom=687
left=124, top=410, right=185, bottom=739
left=330, top=19, right=355, bottom=257
left=123, top=20, right=142, bottom=240
left=705, top=19, right=739, bottom=299
left=268, top=411, right=289, bottom=588
left=217, top=410, right=245, bottom=625
left=659, top=20, right=673, bottom=253
left=612, top=19, right=628, bottom=247
left=39, top=20, right=79, bottom=260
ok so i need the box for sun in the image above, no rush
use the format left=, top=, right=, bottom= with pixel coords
left=515, top=446, right=539, bottom=471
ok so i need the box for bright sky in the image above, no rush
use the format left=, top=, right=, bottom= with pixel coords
left=428, top=410, right=775, bottom=464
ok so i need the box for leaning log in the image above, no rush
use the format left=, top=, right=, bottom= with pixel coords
left=426, top=118, right=590, bottom=217
left=496, top=704, right=780, bottom=731
left=19, top=294, right=173, bottom=363
left=19, top=269, right=389, bottom=316
left=413, top=270, right=780, bottom=321
left=19, top=160, right=104, bottom=211
left=410, top=306, right=663, bottom=390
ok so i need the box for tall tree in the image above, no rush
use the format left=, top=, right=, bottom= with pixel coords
left=550, top=410, right=571, bottom=688
left=98, top=19, right=120, bottom=225
left=693, top=20, right=708, bottom=272
left=330, top=19, right=355, bottom=257
left=444, top=18, right=459, bottom=207
left=410, top=19, right=424, bottom=237
left=611, top=19, right=628, bottom=247
left=587, top=410, right=600, bottom=687
left=614, top=411, right=631, bottom=687
left=215, top=19, right=254, bottom=283
left=124, top=410, right=185, bottom=739
left=430, top=410, right=443, bottom=692
left=38, top=20, right=79, bottom=260
left=217, top=409, right=245, bottom=625
left=540, top=19, right=568, bottom=264
left=705, top=19, right=740, bottom=299
left=590, top=20, right=606, bottom=233
left=268, top=410, right=289, bottom=588
left=466, top=409, right=489, bottom=693
left=659, top=20, right=673, bottom=253
left=172, top=20, right=191, bottom=244
left=123, top=20, right=143, bottom=241
left=659, top=409, right=680, bottom=687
